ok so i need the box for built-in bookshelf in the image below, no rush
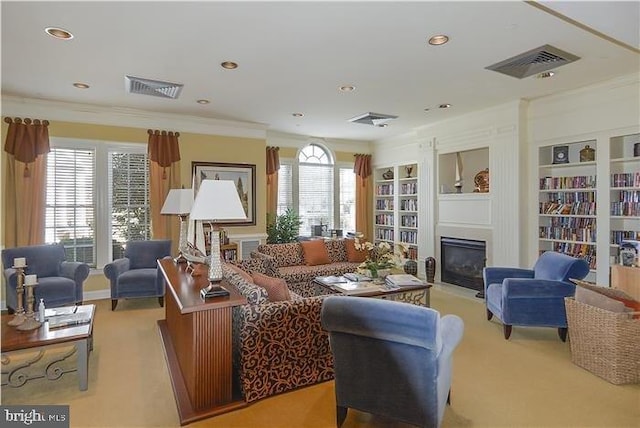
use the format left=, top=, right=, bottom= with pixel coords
left=374, top=163, right=419, bottom=260
left=538, top=140, right=598, bottom=274
left=609, top=133, right=640, bottom=265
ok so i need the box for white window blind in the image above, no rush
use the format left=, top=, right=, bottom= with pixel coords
left=109, top=152, right=151, bottom=260
left=299, top=163, right=334, bottom=235
left=277, top=163, right=293, bottom=216
left=45, top=148, right=96, bottom=265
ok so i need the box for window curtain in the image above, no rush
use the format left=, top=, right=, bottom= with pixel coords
left=354, top=153, right=373, bottom=241
left=266, top=146, right=280, bottom=218
left=148, top=130, right=181, bottom=242
left=3, top=117, right=50, bottom=246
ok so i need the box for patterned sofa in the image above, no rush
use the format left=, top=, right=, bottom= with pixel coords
left=223, top=259, right=334, bottom=403
left=251, top=240, right=362, bottom=297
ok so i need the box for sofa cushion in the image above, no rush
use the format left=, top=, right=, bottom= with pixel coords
left=345, top=239, right=367, bottom=263
left=278, top=262, right=362, bottom=284
left=252, top=272, right=292, bottom=302
left=301, top=240, right=331, bottom=266
left=257, top=243, right=304, bottom=267
left=325, top=239, right=348, bottom=263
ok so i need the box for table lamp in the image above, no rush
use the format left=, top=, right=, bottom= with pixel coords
left=189, top=180, right=247, bottom=298
left=161, top=188, right=194, bottom=263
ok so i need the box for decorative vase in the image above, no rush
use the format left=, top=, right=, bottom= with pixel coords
left=405, top=166, right=413, bottom=178
left=382, top=169, right=394, bottom=180
left=425, top=257, right=436, bottom=283
left=579, top=144, right=595, bottom=162
left=404, top=259, right=418, bottom=275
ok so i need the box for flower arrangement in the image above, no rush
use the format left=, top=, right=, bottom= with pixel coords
left=354, top=235, right=407, bottom=278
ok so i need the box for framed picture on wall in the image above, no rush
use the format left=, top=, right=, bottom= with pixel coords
left=191, top=161, right=256, bottom=226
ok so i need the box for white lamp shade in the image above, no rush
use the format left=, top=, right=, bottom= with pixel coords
left=161, top=189, right=194, bottom=215
left=190, top=180, right=247, bottom=221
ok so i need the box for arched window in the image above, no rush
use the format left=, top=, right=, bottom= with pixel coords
left=278, top=143, right=355, bottom=237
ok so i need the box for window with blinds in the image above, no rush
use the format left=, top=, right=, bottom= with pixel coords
left=45, top=140, right=150, bottom=268
left=109, top=152, right=150, bottom=260
left=276, top=143, right=356, bottom=237
left=45, top=148, right=96, bottom=265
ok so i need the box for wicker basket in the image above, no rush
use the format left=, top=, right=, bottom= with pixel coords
left=565, top=294, right=640, bottom=384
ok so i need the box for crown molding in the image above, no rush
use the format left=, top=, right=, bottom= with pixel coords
left=1, top=95, right=269, bottom=139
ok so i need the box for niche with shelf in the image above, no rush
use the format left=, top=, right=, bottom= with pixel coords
left=438, top=147, right=489, bottom=194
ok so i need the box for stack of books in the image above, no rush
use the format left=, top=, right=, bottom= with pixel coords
left=47, top=310, right=92, bottom=329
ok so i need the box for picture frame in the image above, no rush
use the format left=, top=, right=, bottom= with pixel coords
left=191, top=161, right=256, bottom=226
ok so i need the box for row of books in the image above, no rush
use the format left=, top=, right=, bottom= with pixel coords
left=610, top=172, right=640, bottom=188
left=539, top=227, right=596, bottom=243
left=399, top=198, right=418, bottom=211
left=544, top=217, right=595, bottom=228
left=399, top=231, right=418, bottom=245
left=610, top=202, right=640, bottom=216
left=550, top=243, right=597, bottom=269
left=611, top=230, right=640, bottom=245
left=399, top=182, right=417, bottom=194
left=539, top=202, right=596, bottom=215
left=543, top=191, right=595, bottom=203
left=539, top=175, right=596, bottom=190
left=614, top=190, right=640, bottom=202
left=375, top=214, right=394, bottom=226
left=375, top=229, right=394, bottom=241
left=375, top=184, right=394, bottom=195
left=400, top=215, right=418, bottom=227
left=376, top=199, right=394, bottom=210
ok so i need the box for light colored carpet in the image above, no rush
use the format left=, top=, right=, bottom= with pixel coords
left=2, top=286, right=638, bottom=427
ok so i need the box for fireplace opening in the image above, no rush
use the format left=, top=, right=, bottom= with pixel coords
left=441, top=237, right=486, bottom=293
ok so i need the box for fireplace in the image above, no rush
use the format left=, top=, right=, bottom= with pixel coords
left=441, top=237, right=486, bottom=293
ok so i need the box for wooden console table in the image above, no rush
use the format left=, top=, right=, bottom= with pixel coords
left=157, top=259, right=247, bottom=425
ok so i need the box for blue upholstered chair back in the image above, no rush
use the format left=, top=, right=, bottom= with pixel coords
left=321, top=296, right=463, bottom=428
left=533, top=251, right=590, bottom=282
left=125, top=240, right=172, bottom=269
left=2, top=243, right=65, bottom=277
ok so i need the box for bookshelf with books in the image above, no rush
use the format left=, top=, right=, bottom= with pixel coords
left=374, top=163, right=419, bottom=261
left=538, top=140, right=598, bottom=275
left=609, top=133, right=640, bottom=265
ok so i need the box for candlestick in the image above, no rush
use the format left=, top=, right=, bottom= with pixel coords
left=14, top=257, right=26, bottom=268
left=25, top=274, right=37, bottom=285
left=17, top=281, right=42, bottom=331
left=7, top=266, right=26, bottom=326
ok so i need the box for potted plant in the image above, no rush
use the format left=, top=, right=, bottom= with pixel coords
left=266, top=208, right=302, bottom=244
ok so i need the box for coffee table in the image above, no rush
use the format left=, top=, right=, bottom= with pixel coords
left=314, top=275, right=431, bottom=307
left=1, top=304, right=95, bottom=391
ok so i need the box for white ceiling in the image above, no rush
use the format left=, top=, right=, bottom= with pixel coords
left=2, top=1, right=639, bottom=142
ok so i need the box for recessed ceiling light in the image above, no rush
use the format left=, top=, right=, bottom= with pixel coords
left=73, top=82, right=89, bottom=89
left=292, top=113, right=304, bottom=117
left=45, top=27, right=73, bottom=40
left=428, top=34, right=449, bottom=46
left=221, top=61, right=238, bottom=70
left=376, top=123, right=388, bottom=128
left=537, top=71, right=555, bottom=79
left=424, top=108, right=430, bottom=112
left=439, top=104, right=451, bottom=109
left=339, top=85, right=355, bottom=92
left=197, top=99, right=210, bottom=104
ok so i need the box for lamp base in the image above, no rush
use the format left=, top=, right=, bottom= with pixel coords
left=200, top=284, right=230, bottom=299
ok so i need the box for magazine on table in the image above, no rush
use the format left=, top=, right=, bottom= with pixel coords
left=384, top=274, right=427, bottom=288
left=48, top=311, right=92, bottom=329
left=333, top=281, right=385, bottom=295
left=343, top=272, right=373, bottom=282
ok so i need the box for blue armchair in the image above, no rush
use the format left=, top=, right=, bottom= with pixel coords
left=103, top=240, right=171, bottom=310
left=2, top=243, right=89, bottom=312
left=321, top=296, right=464, bottom=428
left=484, top=251, right=590, bottom=340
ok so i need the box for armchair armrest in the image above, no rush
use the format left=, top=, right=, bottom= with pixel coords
left=3, top=268, right=17, bottom=286
left=60, top=261, right=90, bottom=283
left=439, top=314, right=464, bottom=361
left=103, top=258, right=131, bottom=280
left=502, top=278, right=576, bottom=298
left=483, top=266, right=533, bottom=286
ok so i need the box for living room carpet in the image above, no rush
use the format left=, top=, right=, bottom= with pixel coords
left=1, top=286, right=638, bottom=427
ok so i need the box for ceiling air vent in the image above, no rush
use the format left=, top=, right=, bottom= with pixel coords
left=485, top=44, right=580, bottom=79
left=125, top=75, right=184, bottom=99
left=348, top=112, right=398, bottom=127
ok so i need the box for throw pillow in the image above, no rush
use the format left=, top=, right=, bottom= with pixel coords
left=574, top=285, right=629, bottom=314
left=345, top=238, right=367, bottom=263
left=301, top=240, right=331, bottom=266
left=225, top=263, right=254, bottom=284
left=251, top=272, right=292, bottom=302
